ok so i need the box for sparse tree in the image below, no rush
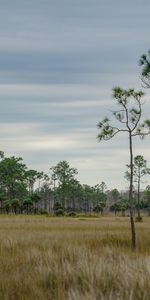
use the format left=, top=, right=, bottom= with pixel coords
left=50, top=161, right=78, bottom=210
left=125, top=155, right=150, bottom=220
left=97, top=87, right=150, bottom=249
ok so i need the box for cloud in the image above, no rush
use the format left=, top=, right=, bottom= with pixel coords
left=0, top=0, right=150, bottom=189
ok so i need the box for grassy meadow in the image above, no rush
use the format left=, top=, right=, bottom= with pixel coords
left=0, top=215, right=150, bottom=300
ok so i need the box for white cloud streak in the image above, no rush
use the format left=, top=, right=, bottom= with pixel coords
left=0, top=0, right=150, bottom=189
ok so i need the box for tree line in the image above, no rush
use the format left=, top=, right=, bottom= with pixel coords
left=0, top=152, right=150, bottom=218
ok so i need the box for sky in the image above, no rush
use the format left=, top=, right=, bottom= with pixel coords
left=0, top=0, right=150, bottom=190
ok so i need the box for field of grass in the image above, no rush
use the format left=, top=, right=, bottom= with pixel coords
left=0, top=215, right=150, bottom=300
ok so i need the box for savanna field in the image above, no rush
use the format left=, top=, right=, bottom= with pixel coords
left=0, top=215, right=150, bottom=300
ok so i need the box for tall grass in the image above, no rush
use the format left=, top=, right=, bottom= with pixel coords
left=0, top=216, right=150, bottom=299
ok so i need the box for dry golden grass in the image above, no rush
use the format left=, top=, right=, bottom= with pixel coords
left=0, top=215, right=150, bottom=300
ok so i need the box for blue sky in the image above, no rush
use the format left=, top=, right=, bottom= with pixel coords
left=0, top=0, right=150, bottom=189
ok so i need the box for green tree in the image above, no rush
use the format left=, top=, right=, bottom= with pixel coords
left=113, top=198, right=128, bottom=217
left=25, top=169, right=38, bottom=194
left=50, top=161, right=78, bottom=210
left=53, top=201, right=64, bottom=216
left=139, top=50, right=150, bottom=88
left=111, top=188, right=120, bottom=201
left=11, top=198, right=20, bottom=214
left=22, top=198, right=33, bottom=214
left=0, top=156, right=27, bottom=199
left=81, top=184, right=94, bottom=213
left=30, top=193, right=41, bottom=214
left=3, top=200, right=11, bottom=214
left=93, top=182, right=107, bottom=215
left=125, top=155, right=150, bottom=220
left=144, top=185, right=150, bottom=216
left=97, top=87, right=150, bottom=249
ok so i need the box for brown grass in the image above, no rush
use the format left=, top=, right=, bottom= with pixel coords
left=0, top=215, right=150, bottom=300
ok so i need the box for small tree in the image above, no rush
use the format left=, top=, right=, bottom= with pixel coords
left=139, top=50, right=150, bottom=88
left=93, top=182, right=107, bottom=215
left=125, top=155, right=150, bottom=220
left=97, top=87, right=150, bottom=249
left=144, top=185, right=150, bottom=216
left=113, top=198, right=128, bottom=217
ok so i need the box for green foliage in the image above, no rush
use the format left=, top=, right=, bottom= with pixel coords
left=125, top=155, right=150, bottom=220
left=97, top=87, right=150, bottom=143
left=111, top=188, right=120, bottom=201
left=111, top=198, right=128, bottom=214
left=144, top=186, right=150, bottom=216
left=66, top=211, right=77, bottom=217
left=25, top=169, right=39, bottom=194
left=31, top=193, right=41, bottom=203
left=139, top=49, right=150, bottom=88
left=11, top=198, right=20, bottom=214
left=50, top=161, right=78, bottom=209
left=0, top=156, right=28, bottom=199
left=50, top=161, right=78, bottom=186
left=38, top=208, right=49, bottom=215
left=93, top=203, right=104, bottom=214
left=2, top=200, right=11, bottom=214
left=93, top=182, right=107, bottom=214
left=53, top=201, right=63, bottom=211
left=22, top=198, right=33, bottom=214
left=125, top=155, right=150, bottom=181
left=55, top=208, right=65, bottom=216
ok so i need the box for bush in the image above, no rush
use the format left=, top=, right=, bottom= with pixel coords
left=38, top=208, right=49, bottom=215
left=66, top=211, right=77, bottom=217
left=55, top=209, right=65, bottom=216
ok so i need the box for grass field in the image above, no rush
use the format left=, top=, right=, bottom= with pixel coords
left=0, top=215, right=150, bottom=300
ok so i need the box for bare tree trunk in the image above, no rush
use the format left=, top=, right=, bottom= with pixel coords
left=129, top=132, right=136, bottom=249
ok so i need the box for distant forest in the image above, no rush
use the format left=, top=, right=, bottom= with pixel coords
left=0, top=151, right=150, bottom=216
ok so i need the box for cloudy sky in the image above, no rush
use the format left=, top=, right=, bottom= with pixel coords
left=0, top=0, right=150, bottom=190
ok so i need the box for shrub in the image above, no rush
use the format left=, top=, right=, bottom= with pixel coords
left=66, top=211, right=77, bottom=217
left=38, top=208, right=49, bottom=215
left=55, top=209, right=65, bottom=216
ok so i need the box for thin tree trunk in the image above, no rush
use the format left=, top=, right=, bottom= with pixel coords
left=129, top=132, right=136, bottom=249
left=137, top=176, right=141, bottom=219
